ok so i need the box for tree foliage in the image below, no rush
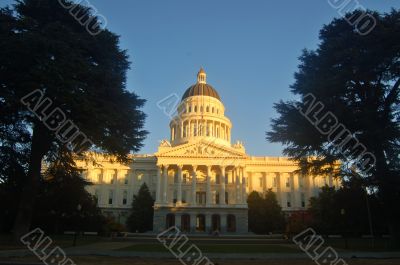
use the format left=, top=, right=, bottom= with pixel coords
left=247, top=190, right=285, bottom=234
left=126, top=183, right=154, bottom=233
left=267, top=9, right=400, bottom=242
left=0, top=160, right=105, bottom=234
left=308, top=182, right=387, bottom=237
left=0, top=0, right=147, bottom=238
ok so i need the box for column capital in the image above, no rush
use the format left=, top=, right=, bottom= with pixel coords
left=192, top=165, right=198, bottom=171
left=177, top=164, right=184, bottom=170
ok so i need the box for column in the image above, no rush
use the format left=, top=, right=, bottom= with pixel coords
left=191, top=166, right=197, bottom=206
left=175, top=213, right=182, bottom=230
left=162, top=165, right=168, bottom=204
left=280, top=173, right=289, bottom=208
left=190, top=213, right=197, bottom=233
left=235, top=167, right=241, bottom=204
left=156, top=165, right=162, bottom=203
left=180, top=121, right=184, bottom=138
left=220, top=166, right=226, bottom=205
left=177, top=165, right=183, bottom=205
left=206, top=166, right=212, bottom=207
left=241, top=168, right=247, bottom=204
left=293, top=173, right=300, bottom=209
left=206, top=213, right=212, bottom=233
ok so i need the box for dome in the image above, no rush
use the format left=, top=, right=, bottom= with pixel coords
left=181, top=68, right=221, bottom=101
left=181, top=83, right=221, bottom=101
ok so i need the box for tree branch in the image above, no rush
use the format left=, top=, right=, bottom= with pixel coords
left=385, top=78, right=400, bottom=108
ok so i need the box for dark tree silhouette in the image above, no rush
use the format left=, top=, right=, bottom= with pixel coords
left=0, top=0, right=147, bottom=240
left=247, top=190, right=285, bottom=234
left=267, top=10, right=400, bottom=243
left=126, top=183, right=154, bottom=233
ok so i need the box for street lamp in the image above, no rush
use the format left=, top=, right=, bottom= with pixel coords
left=340, top=208, right=348, bottom=249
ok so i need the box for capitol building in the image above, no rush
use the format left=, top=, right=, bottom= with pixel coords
left=76, top=69, right=340, bottom=234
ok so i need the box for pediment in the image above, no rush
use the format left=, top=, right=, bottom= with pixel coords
left=156, top=140, right=247, bottom=159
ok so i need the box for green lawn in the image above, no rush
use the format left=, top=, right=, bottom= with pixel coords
left=0, top=234, right=106, bottom=250
left=323, top=238, right=399, bottom=252
left=117, top=243, right=301, bottom=253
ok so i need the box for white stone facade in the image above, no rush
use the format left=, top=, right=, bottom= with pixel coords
left=75, top=69, right=340, bottom=233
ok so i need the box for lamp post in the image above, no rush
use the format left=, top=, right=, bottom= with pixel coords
left=73, top=204, right=82, bottom=247
left=341, top=208, right=348, bottom=249
left=363, top=186, right=375, bottom=249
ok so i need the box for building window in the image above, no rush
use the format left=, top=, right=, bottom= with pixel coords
left=194, top=106, right=197, bottom=112
left=299, top=176, right=304, bottom=188
left=194, top=124, right=197, bottom=136
left=96, top=171, right=102, bottom=183
left=225, top=192, right=229, bottom=204
left=122, top=190, right=128, bottom=205
left=273, top=176, right=277, bottom=187
left=188, top=106, right=192, bottom=112
left=227, top=215, right=236, bottom=232
left=206, top=106, right=209, bottom=112
left=301, top=193, right=306, bottom=207
left=182, top=173, right=188, bottom=183
left=196, top=192, right=206, bottom=205
left=286, top=176, right=291, bottom=188
left=108, top=190, right=114, bottom=205
left=109, top=170, right=116, bottom=184
left=137, top=173, right=143, bottom=184
left=259, top=177, right=263, bottom=188
left=287, top=193, right=291, bottom=207
left=212, top=107, right=214, bottom=113
left=123, top=173, right=128, bottom=185
left=182, top=191, right=186, bottom=203
left=215, top=192, right=220, bottom=204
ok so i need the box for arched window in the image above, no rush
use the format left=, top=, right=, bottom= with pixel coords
left=227, top=215, right=236, bottom=232
left=181, top=214, right=190, bottom=232
left=188, top=106, right=192, bottom=113
left=212, top=107, right=215, bottom=113
left=166, top=214, right=175, bottom=229
left=194, top=106, right=197, bottom=112
left=212, top=214, right=221, bottom=232
left=206, top=106, right=209, bottom=112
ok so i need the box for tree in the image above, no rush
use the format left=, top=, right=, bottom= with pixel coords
left=126, top=183, right=154, bottom=233
left=308, top=181, right=387, bottom=237
left=0, top=0, right=147, bottom=239
left=267, top=9, right=400, bottom=243
left=32, top=161, right=106, bottom=234
left=247, top=190, right=285, bottom=234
